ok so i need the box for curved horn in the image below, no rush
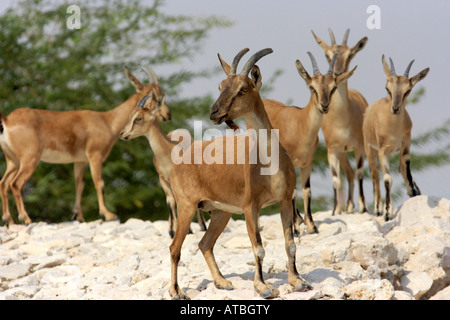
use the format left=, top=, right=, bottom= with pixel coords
left=230, top=48, right=250, bottom=74
left=327, top=53, right=338, bottom=75
left=342, top=28, right=350, bottom=45
left=240, top=48, right=273, bottom=76
left=307, top=51, right=320, bottom=75
left=328, top=28, right=336, bottom=45
left=140, top=67, right=159, bottom=85
left=389, top=58, right=397, bottom=76
left=404, top=59, right=415, bottom=78
left=137, top=95, right=151, bottom=108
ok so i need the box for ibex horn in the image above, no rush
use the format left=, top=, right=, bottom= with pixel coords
left=140, top=67, right=159, bottom=85
left=389, top=58, right=397, bottom=76
left=342, top=29, right=350, bottom=45
left=404, top=60, right=415, bottom=78
left=328, top=28, right=336, bottom=45
left=327, top=54, right=338, bottom=75
left=230, top=48, right=250, bottom=74
left=307, top=51, right=320, bottom=75
left=240, top=48, right=273, bottom=76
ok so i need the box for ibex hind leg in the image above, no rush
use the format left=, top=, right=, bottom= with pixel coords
left=280, top=198, right=311, bottom=292
left=198, top=210, right=233, bottom=290
left=10, top=156, right=39, bottom=225
left=0, top=157, right=19, bottom=226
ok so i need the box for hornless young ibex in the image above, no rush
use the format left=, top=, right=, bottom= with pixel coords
left=119, top=68, right=207, bottom=238
left=262, top=52, right=356, bottom=234
left=0, top=67, right=170, bottom=225
left=363, top=55, right=429, bottom=220
left=312, top=28, right=369, bottom=215
left=167, top=48, right=310, bottom=299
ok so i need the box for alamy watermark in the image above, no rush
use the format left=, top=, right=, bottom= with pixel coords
left=367, top=5, right=381, bottom=30
left=170, top=121, right=280, bottom=176
left=66, top=5, right=81, bottom=30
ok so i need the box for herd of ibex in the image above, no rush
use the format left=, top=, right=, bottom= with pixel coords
left=0, top=28, right=429, bottom=299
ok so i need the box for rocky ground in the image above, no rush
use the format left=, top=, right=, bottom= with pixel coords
left=0, top=195, right=449, bottom=300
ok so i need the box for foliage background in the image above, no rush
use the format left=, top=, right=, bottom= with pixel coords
left=0, top=0, right=448, bottom=225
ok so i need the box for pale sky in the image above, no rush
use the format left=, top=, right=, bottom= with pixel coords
left=1, top=0, right=449, bottom=205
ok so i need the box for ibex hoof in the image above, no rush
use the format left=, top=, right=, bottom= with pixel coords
left=408, top=183, right=421, bottom=197
left=169, top=287, right=190, bottom=300
left=215, top=279, right=234, bottom=291
left=18, top=215, right=32, bottom=225
left=260, top=288, right=279, bottom=299
left=290, top=276, right=311, bottom=292
left=2, top=216, right=14, bottom=227
left=308, top=225, right=319, bottom=234
left=101, top=212, right=118, bottom=221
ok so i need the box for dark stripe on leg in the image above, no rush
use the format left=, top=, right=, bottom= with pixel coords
left=384, top=180, right=390, bottom=221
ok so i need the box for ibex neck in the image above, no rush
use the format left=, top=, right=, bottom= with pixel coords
left=331, top=80, right=349, bottom=108
left=246, top=98, right=274, bottom=132
left=106, top=94, right=140, bottom=134
left=305, top=96, right=324, bottom=133
left=146, top=121, right=175, bottom=165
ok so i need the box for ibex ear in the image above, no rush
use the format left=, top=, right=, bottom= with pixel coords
left=311, top=30, right=330, bottom=52
left=124, top=66, right=144, bottom=92
left=410, top=68, right=430, bottom=86
left=381, top=55, right=391, bottom=79
left=218, top=53, right=231, bottom=76
left=336, top=65, right=357, bottom=84
left=351, top=37, right=368, bottom=56
left=295, top=59, right=311, bottom=84
left=250, top=65, right=262, bottom=91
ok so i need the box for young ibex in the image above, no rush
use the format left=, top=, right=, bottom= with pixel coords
left=168, top=48, right=309, bottom=299
left=119, top=69, right=207, bottom=238
left=262, top=52, right=356, bottom=234
left=311, top=28, right=369, bottom=215
left=363, top=55, right=429, bottom=220
left=0, top=67, right=169, bottom=225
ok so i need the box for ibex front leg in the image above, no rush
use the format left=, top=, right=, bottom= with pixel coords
left=328, top=152, right=343, bottom=215
left=87, top=153, right=117, bottom=221
left=379, top=149, right=394, bottom=221
left=366, top=145, right=383, bottom=216
left=399, top=141, right=420, bottom=197
left=299, top=164, right=318, bottom=233
left=337, top=152, right=355, bottom=213
left=244, top=204, right=279, bottom=299
left=169, top=203, right=197, bottom=300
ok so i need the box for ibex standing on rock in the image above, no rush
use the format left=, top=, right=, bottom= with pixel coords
left=167, top=48, right=310, bottom=300
left=311, top=28, right=369, bottom=215
left=120, top=68, right=207, bottom=238
left=363, top=55, right=429, bottom=220
left=0, top=67, right=169, bottom=225
left=262, top=52, right=356, bottom=234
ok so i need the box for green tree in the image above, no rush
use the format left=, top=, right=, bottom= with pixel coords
left=0, top=0, right=231, bottom=224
